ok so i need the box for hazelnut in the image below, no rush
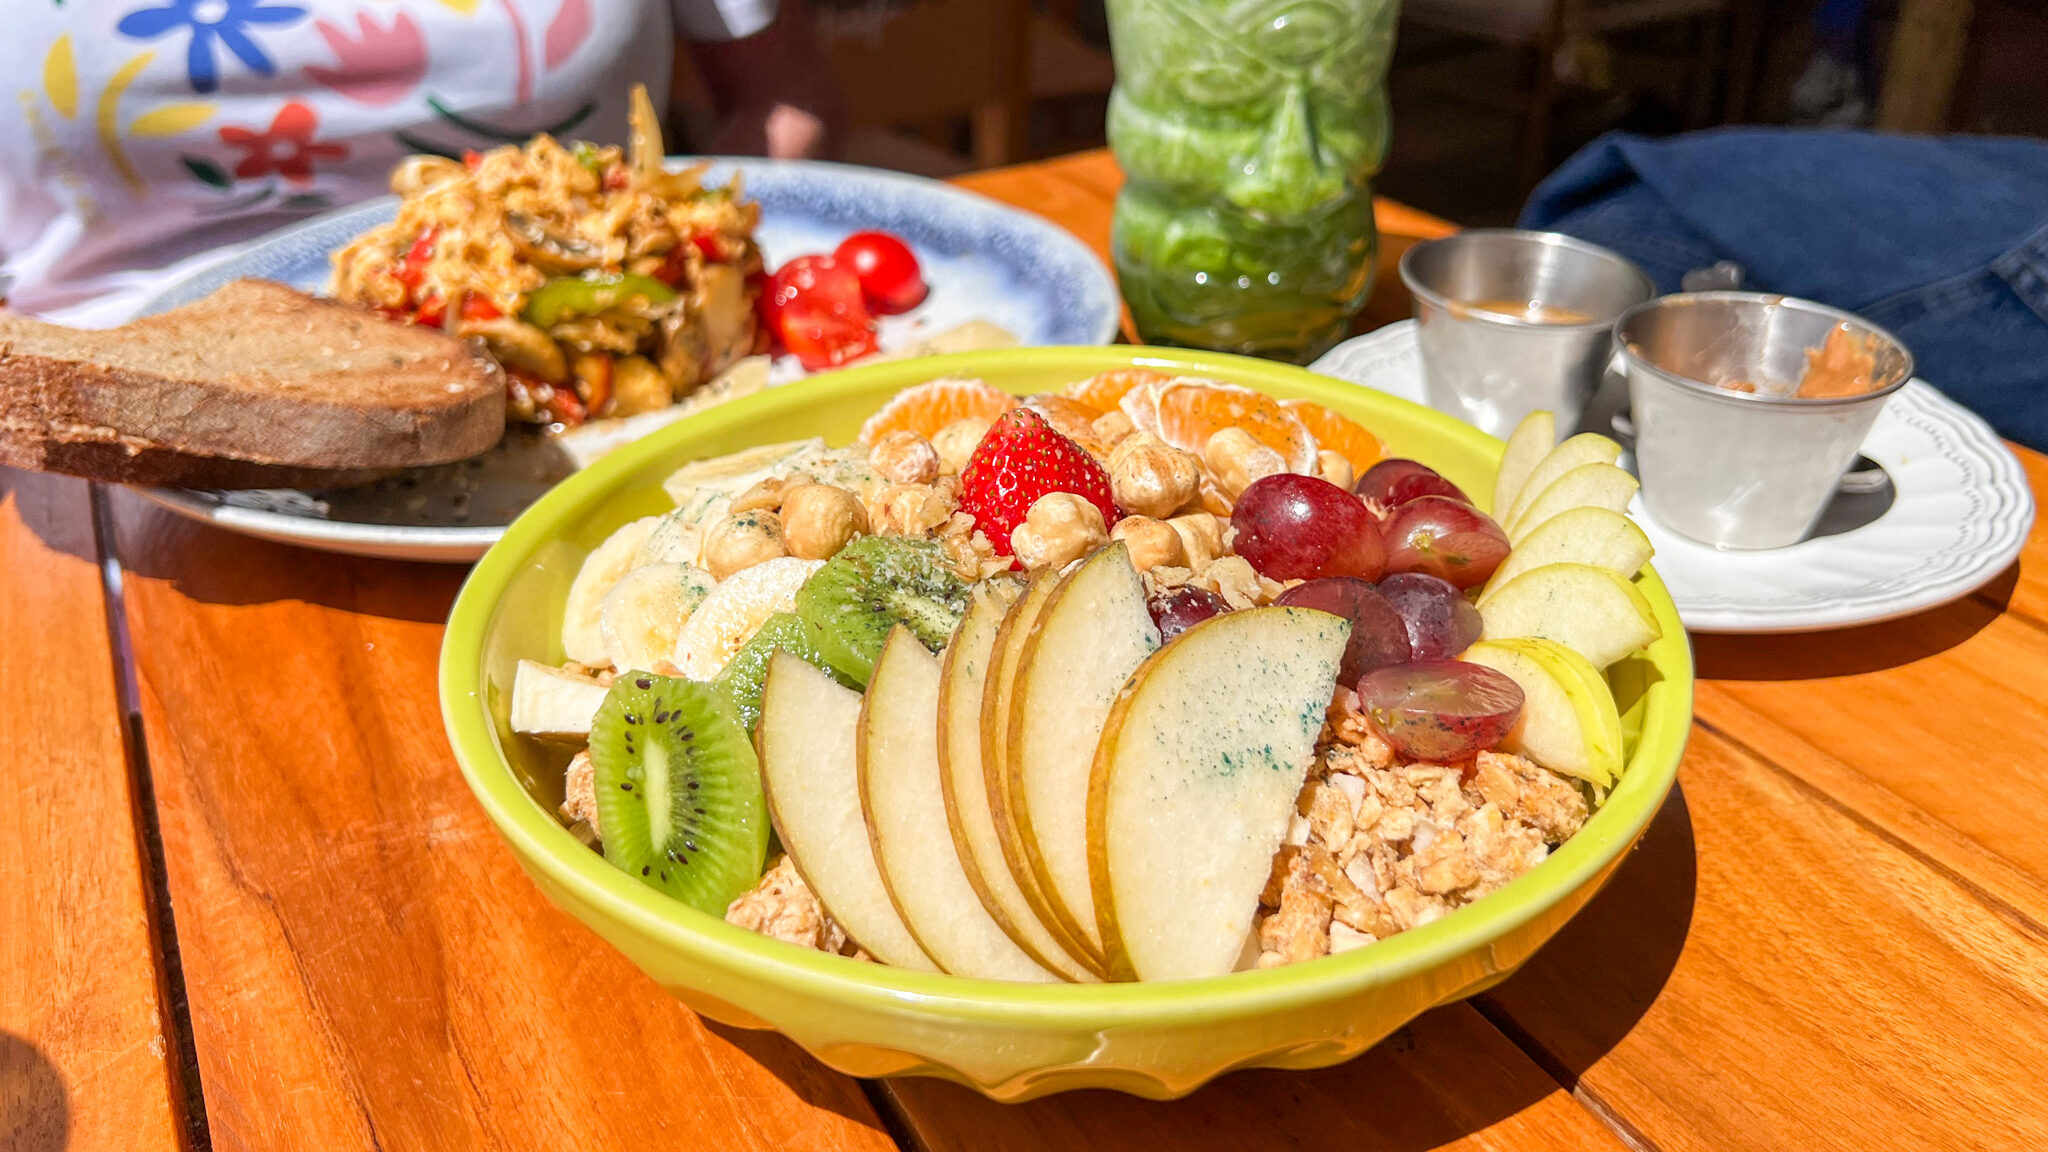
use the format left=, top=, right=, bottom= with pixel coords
left=931, top=417, right=993, bottom=475
left=1196, top=555, right=1267, bottom=610
left=1166, top=511, right=1224, bottom=571
left=731, top=474, right=797, bottom=515
left=1108, top=433, right=1203, bottom=520
left=1317, top=449, right=1355, bottom=492
left=867, top=482, right=957, bottom=537
left=780, top=483, right=867, bottom=559
left=1091, top=409, right=1136, bottom=450
left=1204, top=427, right=1289, bottom=499
left=1010, top=492, right=1108, bottom=570
left=868, top=430, right=941, bottom=485
left=1110, top=515, right=1187, bottom=571
left=702, top=510, right=787, bottom=578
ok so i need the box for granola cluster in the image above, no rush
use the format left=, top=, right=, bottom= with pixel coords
left=725, top=856, right=863, bottom=958
left=1253, top=695, right=1588, bottom=968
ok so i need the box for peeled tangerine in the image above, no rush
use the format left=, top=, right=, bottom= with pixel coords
left=1088, top=607, right=1350, bottom=982
left=1461, top=638, right=1626, bottom=788
left=1477, top=561, right=1662, bottom=670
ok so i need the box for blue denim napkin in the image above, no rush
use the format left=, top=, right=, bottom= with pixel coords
left=1520, top=128, right=2048, bottom=450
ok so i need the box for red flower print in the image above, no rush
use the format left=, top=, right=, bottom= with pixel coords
left=218, top=101, right=347, bottom=184
left=308, top=10, right=427, bottom=107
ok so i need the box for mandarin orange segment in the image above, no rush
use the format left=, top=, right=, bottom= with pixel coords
left=1283, top=398, right=1386, bottom=478
left=1023, top=393, right=1115, bottom=456
left=856, top=376, right=1019, bottom=443
left=1147, top=380, right=1320, bottom=474
left=1064, top=368, right=1173, bottom=416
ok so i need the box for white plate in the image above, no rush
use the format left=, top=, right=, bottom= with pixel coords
left=1312, top=322, right=2036, bottom=633
left=133, top=158, right=1121, bottom=563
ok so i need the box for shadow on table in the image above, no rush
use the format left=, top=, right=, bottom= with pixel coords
left=1476, top=783, right=1698, bottom=1091
left=702, top=1022, right=906, bottom=1138
left=1, top=470, right=100, bottom=567
left=1691, top=572, right=2015, bottom=682
left=0, top=1031, right=70, bottom=1152
left=101, top=486, right=464, bottom=624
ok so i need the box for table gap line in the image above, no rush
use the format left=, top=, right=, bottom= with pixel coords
left=92, top=483, right=216, bottom=1152
left=1689, top=714, right=2048, bottom=945
left=860, top=1080, right=928, bottom=1152
left=1469, top=996, right=1669, bottom=1152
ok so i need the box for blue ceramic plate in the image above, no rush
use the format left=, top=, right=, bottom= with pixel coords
left=135, top=158, right=1120, bottom=562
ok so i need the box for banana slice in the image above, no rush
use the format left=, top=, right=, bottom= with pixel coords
left=562, top=517, right=663, bottom=665
left=634, top=509, right=705, bottom=568
left=661, top=437, right=825, bottom=519
left=672, top=556, right=823, bottom=679
left=600, top=562, right=716, bottom=674
left=510, top=660, right=610, bottom=740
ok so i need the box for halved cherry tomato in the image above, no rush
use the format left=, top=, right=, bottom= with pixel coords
left=766, top=255, right=878, bottom=370
left=833, top=230, right=927, bottom=314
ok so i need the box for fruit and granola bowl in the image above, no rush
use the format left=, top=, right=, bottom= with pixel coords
left=441, top=347, right=1692, bottom=1100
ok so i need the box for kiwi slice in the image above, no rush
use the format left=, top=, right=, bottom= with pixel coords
left=794, top=535, right=969, bottom=687
left=711, top=612, right=854, bottom=732
left=588, top=673, right=768, bottom=914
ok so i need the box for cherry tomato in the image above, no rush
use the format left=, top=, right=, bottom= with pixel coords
left=765, top=255, right=878, bottom=370
left=833, top=231, right=927, bottom=314
left=396, top=227, right=438, bottom=293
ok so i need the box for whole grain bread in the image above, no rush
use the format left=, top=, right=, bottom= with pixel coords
left=0, top=279, right=504, bottom=486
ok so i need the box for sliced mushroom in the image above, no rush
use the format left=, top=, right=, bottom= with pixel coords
left=390, top=154, right=464, bottom=197
left=470, top=317, right=569, bottom=383
left=504, top=212, right=604, bottom=273
left=657, top=310, right=708, bottom=398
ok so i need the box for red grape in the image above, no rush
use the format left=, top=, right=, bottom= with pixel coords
left=1355, top=458, right=1472, bottom=509
left=1355, top=660, right=1525, bottom=762
left=1380, top=496, right=1511, bottom=589
left=1376, top=572, right=1483, bottom=661
left=1231, top=474, right=1386, bottom=581
left=1277, top=578, right=1411, bottom=683
left=1148, top=586, right=1228, bottom=642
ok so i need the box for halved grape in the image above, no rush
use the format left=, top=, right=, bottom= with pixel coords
left=1231, top=473, right=1386, bottom=581
left=1276, top=577, right=1410, bottom=682
left=1355, top=458, right=1472, bottom=509
left=1377, top=572, right=1483, bottom=661
left=1148, top=585, right=1229, bottom=642
left=1355, top=660, right=1524, bottom=762
left=1380, top=496, right=1511, bottom=589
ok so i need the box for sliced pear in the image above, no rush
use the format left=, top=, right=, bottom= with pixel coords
left=561, top=516, right=663, bottom=665
left=1484, top=506, right=1653, bottom=595
left=859, top=628, right=1058, bottom=982
left=939, top=585, right=1097, bottom=982
left=1462, top=638, right=1625, bottom=787
left=1008, top=543, right=1160, bottom=960
left=1505, top=462, right=1641, bottom=543
left=1089, top=607, right=1350, bottom=982
left=757, top=651, right=936, bottom=971
left=1492, top=409, right=1555, bottom=517
left=981, top=570, right=1104, bottom=973
left=1501, top=432, right=1623, bottom=528
left=1478, top=562, right=1661, bottom=668
left=509, top=660, right=609, bottom=740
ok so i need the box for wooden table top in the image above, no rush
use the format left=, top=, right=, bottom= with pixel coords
left=7, top=149, right=2046, bottom=1152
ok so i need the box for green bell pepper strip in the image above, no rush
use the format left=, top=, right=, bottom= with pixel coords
left=522, top=274, right=677, bottom=329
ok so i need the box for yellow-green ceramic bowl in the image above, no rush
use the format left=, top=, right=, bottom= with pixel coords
left=441, top=346, right=1692, bottom=1102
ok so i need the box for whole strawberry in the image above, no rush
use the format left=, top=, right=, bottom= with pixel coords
left=959, top=407, right=1119, bottom=555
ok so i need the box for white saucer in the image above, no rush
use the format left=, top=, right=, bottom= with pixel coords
left=1311, top=322, right=2036, bottom=634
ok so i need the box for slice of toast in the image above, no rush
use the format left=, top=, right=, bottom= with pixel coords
left=0, top=279, right=505, bottom=486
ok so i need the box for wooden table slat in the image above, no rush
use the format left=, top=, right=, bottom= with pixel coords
left=0, top=472, right=185, bottom=1152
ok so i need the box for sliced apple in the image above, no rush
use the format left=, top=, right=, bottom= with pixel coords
left=1008, top=543, right=1161, bottom=961
left=1461, top=637, right=1625, bottom=787
left=1478, top=562, right=1661, bottom=668
left=939, top=585, right=1098, bottom=982
left=509, top=660, right=609, bottom=740
left=859, top=628, right=1058, bottom=982
left=1504, top=462, right=1641, bottom=543
left=1492, top=409, right=1555, bottom=517
left=1500, top=432, right=1623, bottom=528
left=979, top=570, right=1102, bottom=972
left=1089, top=606, right=1350, bottom=982
left=1484, top=505, right=1653, bottom=594
left=757, top=651, right=936, bottom=971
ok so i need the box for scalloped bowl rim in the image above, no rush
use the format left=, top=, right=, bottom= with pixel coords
left=440, top=345, right=1692, bottom=1031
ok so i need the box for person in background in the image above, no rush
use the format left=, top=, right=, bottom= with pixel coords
left=0, top=0, right=842, bottom=326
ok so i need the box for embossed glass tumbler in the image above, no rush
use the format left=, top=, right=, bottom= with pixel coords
left=1105, top=0, right=1400, bottom=363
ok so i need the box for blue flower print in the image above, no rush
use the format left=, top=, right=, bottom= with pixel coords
left=118, top=0, right=308, bottom=94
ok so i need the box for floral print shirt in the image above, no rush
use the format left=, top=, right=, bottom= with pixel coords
left=1, top=0, right=772, bottom=325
